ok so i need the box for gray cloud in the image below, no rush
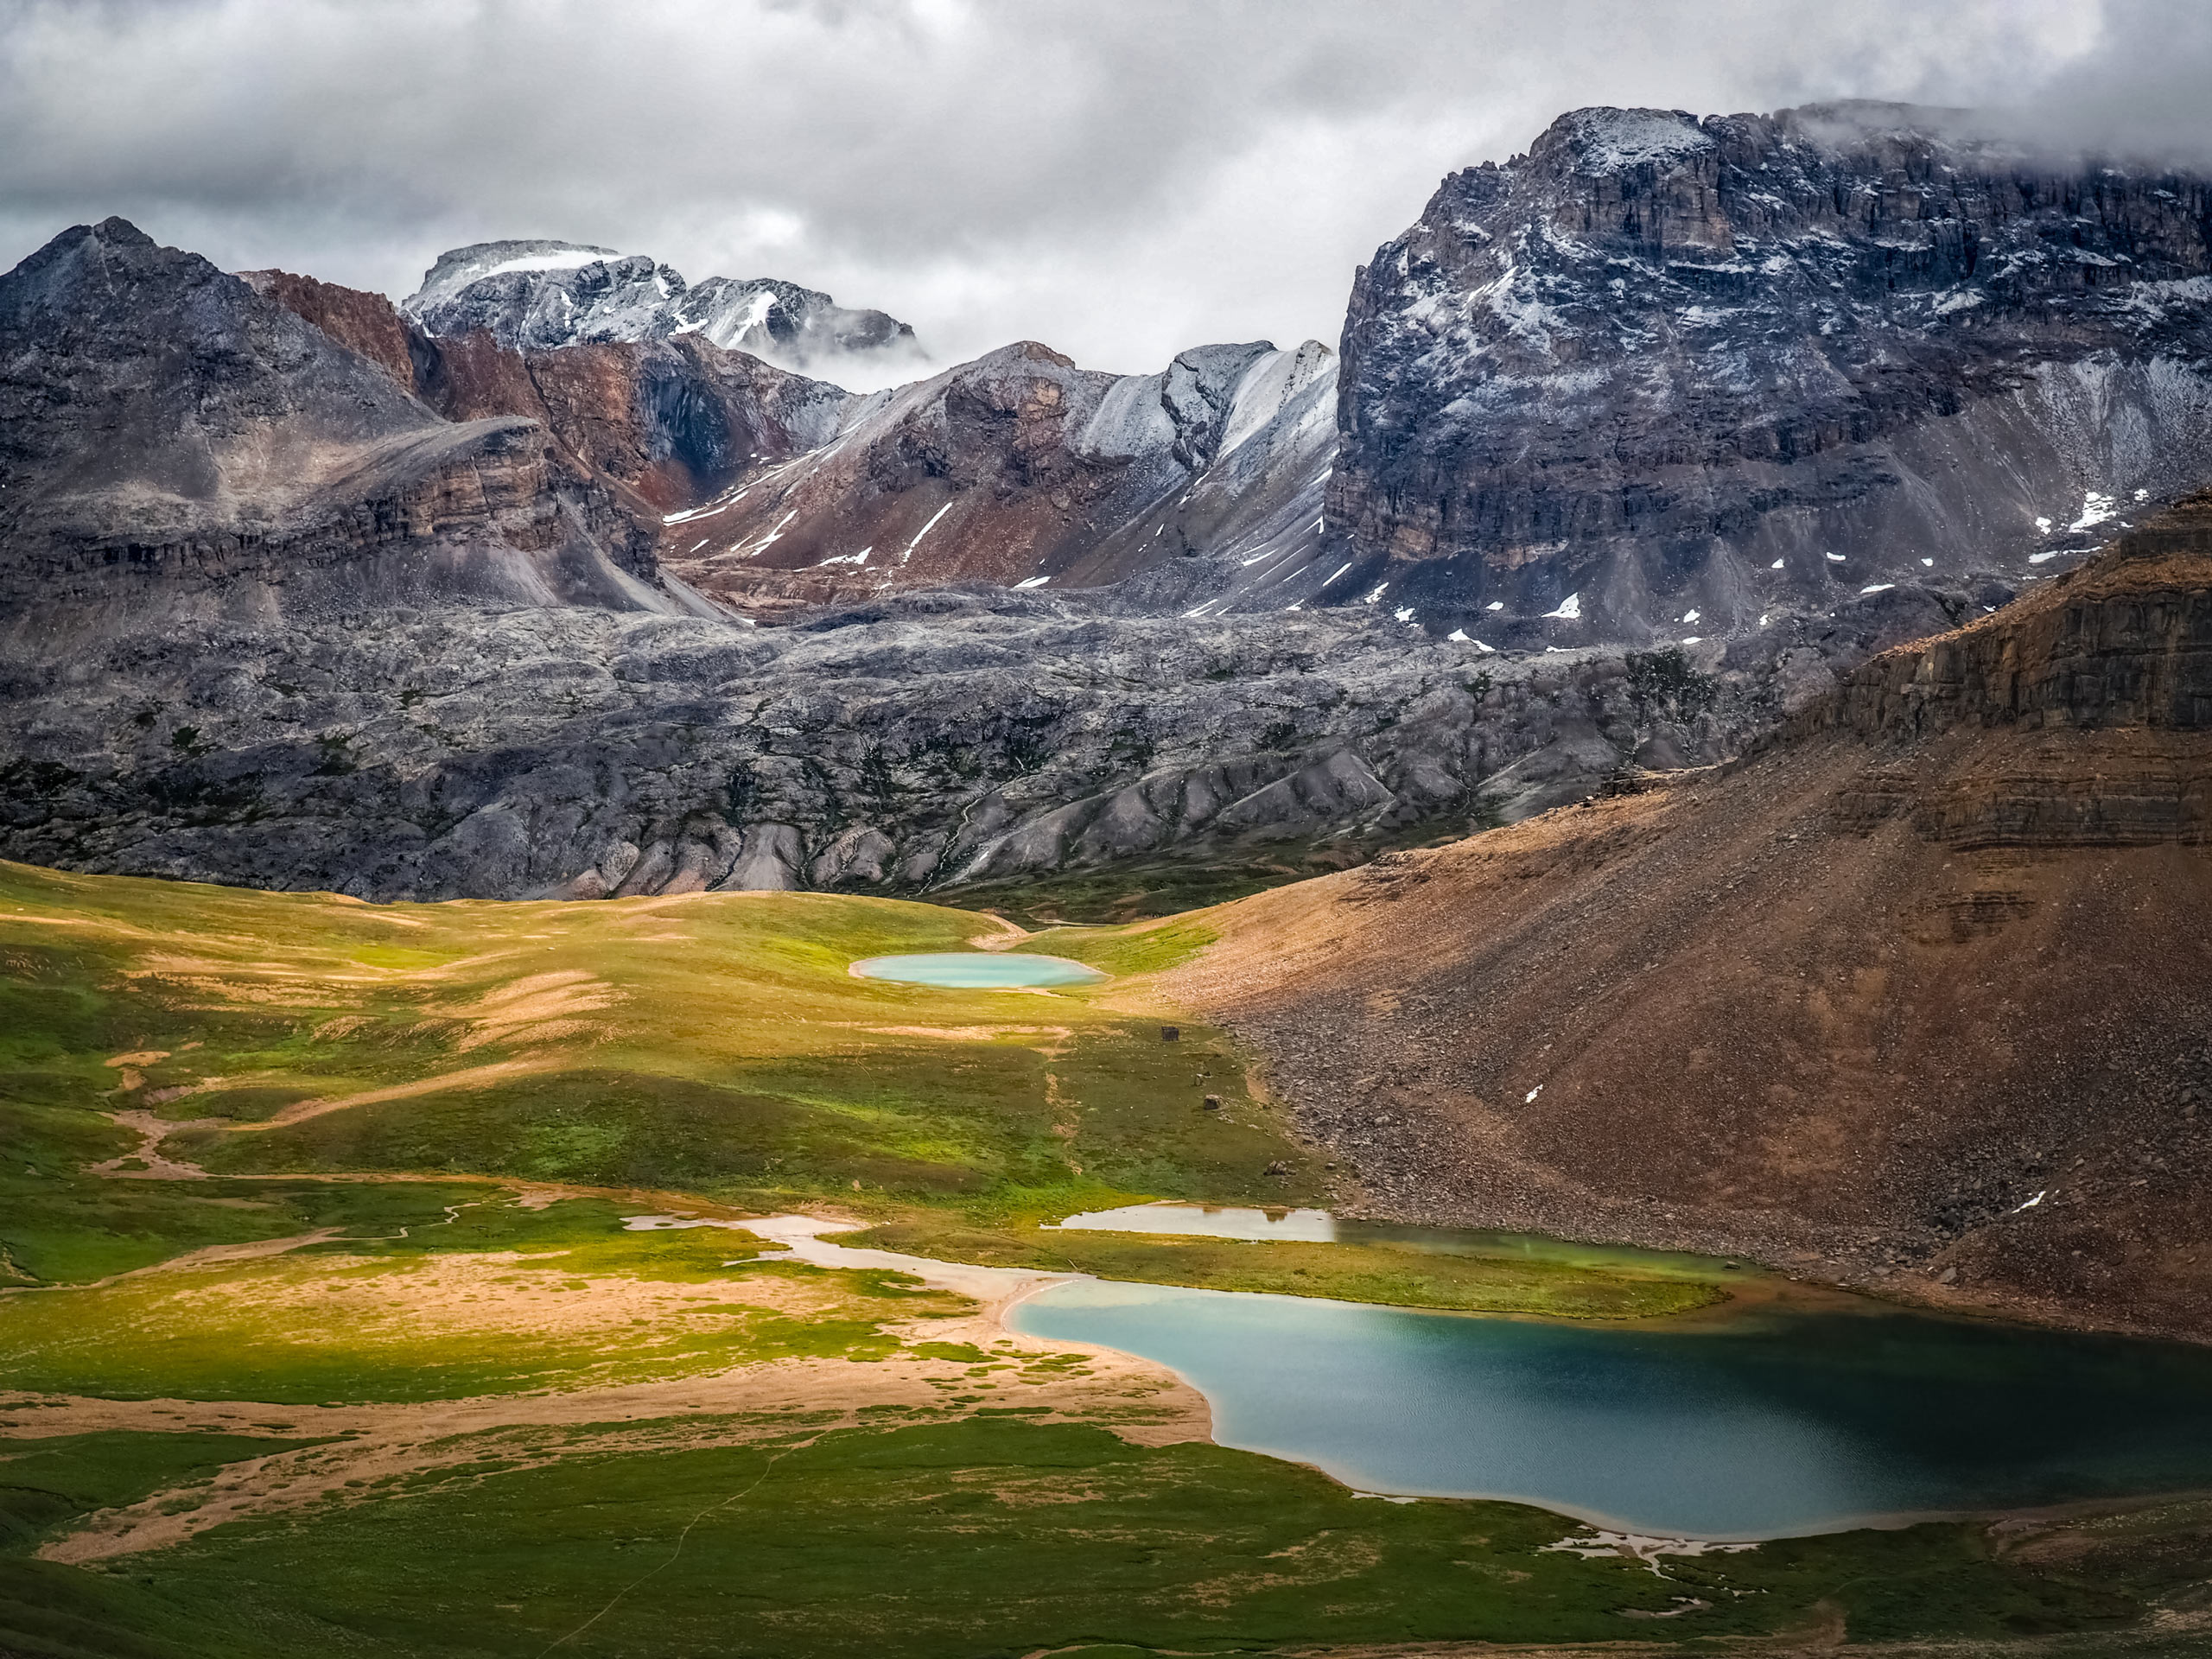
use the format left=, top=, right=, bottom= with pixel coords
left=0, top=1, right=2196, bottom=379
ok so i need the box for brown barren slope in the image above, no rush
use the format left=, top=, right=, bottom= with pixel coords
left=1166, top=496, right=2212, bottom=1340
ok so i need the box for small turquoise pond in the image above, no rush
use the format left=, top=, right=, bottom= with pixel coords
left=849, top=952, right=1107, bottom=988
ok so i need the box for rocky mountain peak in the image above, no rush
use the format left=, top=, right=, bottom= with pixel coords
left=0, top=218, right=678, bottom=622
left=1, top=217, right=437, bottom=556
left=402, top=239, right=687, bottom=352
left=1530, top=105, right=1717, bottom=175
left=6, top=215, right=210, bottom=320
left=400, top=238, right=924, bottom=385
left=1331, top=102, right=2212, bottom=647
left=409, top=238, right=628, bottom=302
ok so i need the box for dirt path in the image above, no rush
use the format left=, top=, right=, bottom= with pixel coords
left=236, top=1057, right=562, bottom=1131
left=0, top=1228, right=350, bottom=1300
left=90, top=1109, right=224, bottom=1179
left=967, top=915, right=1033, bottom=950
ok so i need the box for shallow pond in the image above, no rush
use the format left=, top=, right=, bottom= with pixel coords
left=1008, top=1277, right=2212, bottom=1538
left=849, top=951, right=1106, bottom=988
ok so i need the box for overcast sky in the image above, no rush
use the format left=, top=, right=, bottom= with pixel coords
left=2, top=0, right=2206, bottom=379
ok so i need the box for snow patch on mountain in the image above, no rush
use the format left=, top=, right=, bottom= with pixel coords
left=474, top=247, right=631, bottom=281
left=1548, top=106, right=1717, bottom=174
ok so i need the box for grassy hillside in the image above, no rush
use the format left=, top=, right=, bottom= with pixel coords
left=0, top=858, right=1727, bottom=1319
left=0, top=861, right=1294, bottom=1274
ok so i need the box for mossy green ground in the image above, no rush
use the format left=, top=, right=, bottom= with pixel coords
left=849, top=1215, right=1723, bottom=1319
left=0, top=1198, right=976, bottom=1402
left=4, top=1419, right=2202, bottom=1659
left=6, top=859, right=2211, bottom=1656
left=0, top=858, right=1308, bottom=1277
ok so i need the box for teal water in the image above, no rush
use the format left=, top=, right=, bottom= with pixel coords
left=849, top=952, right=1107, bottom=988
left=1008, top=1279, right=2212, bottom=1538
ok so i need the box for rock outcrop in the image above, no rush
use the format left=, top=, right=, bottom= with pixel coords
left=1821, top=508, right=2212, bottom=743
left=400, top=239, right=927, bottom=385
left=1169, top=498, right=2212, bottom=1339
left=1330, top=101, right=2212, bottom=645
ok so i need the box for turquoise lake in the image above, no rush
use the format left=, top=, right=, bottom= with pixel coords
left=849, top=952, right=1107, bottom=988
left=1007, top=1278, right=2212, bottom=1538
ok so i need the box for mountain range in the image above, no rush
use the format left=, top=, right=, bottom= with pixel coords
left=5, top=99, right=2211, bottom=913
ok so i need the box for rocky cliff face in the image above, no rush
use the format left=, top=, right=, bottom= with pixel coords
left=401, top=239, right=927, bottom=385
left=1172, top=502, right=2212, bottom=1339
left=1332, top=102, right=2212, bottom=646
left=237, top=268, right=421, bottom=390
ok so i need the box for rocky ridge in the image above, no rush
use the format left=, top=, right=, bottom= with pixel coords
left=1330, top=100, right=2212, bottom=646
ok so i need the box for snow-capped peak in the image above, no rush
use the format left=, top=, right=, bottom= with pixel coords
left=401, top=239, right=925, bottom=385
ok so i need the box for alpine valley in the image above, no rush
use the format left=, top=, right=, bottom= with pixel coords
left=8, top=98, right=2212, bottom=1659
